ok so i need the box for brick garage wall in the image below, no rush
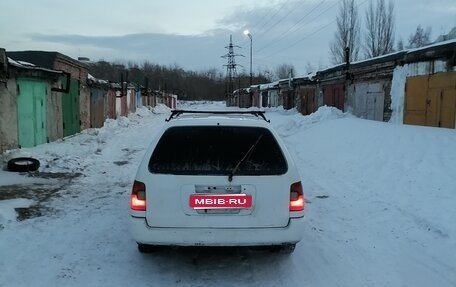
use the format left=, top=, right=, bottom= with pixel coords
left=54, top=57, right=88, bottom=84
left=53, top=57, right=90, bottom=130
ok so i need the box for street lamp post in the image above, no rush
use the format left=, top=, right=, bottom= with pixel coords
left=244, top=30, right=252, bottom=86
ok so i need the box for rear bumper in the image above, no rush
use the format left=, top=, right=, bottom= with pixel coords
left=130, top=216, right=305, bottom=246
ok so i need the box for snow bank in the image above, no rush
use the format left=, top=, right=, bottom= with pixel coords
left=306, top=105, right=352, bottom=122
left=134, top=106, right=153, bottom=117
left=389, top=65, right=408, bottom=124
left=270, top=106, right=353, bottom=138
left=152, top=103, right=172, bottom=114
left=177, top=101, right=227, bottom=110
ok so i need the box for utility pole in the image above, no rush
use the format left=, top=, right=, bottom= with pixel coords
left=243, top=30, right=253, bottom=86
left=221, top=35, right=244, bottom=105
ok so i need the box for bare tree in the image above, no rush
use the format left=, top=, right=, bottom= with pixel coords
left=330, top=0, right=361, bottom=64
left=305, top=61, right=315, bottom=74
left=258, top=68, right=274, bottom=82
left=364, top=0, right=395, bottom=58
left=435, top=26, right=456, bottom=43
left=397, top=38, right=404, bottom=51
left=274, top=63, right=295, bottom=80
left=408, top=25, right=432, bottom=48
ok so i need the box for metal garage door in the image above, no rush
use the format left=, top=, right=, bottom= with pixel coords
left=405, top=72, right=456, bottom=128
left=62, top=79, right=80, bottom=136
left=17, top=78, right=47, bottom=148
left=323, top=84, right=344, bottom=111
left=90, top=88, right=105, bottom=128
left=298, top=87, right=316, bottom=115
left=352, top=82, right=386, bottom=121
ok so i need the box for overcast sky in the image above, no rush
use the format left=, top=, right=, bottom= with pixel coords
left=1, top=0, right=455, bottom=75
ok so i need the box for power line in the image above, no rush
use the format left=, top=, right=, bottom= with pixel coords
left=256, top=0, right=339, bottom=56
left=255, top=21, right=335, bottom=66
left=271, top=20, right=336, bottom=57
left=240, top=0, right=293, bottom=48
left=244, top=1, right=278, bottom=36
left=255, top=0, right=293, bottom=34
left=256, top=0, right=370, bottom=60
left=253, top=0, right=309, bottom=42
left=254, top=0, right=328, bottom=53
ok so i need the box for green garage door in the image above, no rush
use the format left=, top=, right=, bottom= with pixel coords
left=62, top=78, right=80, bottom=137
left=17, top=78, right=47, bottom=148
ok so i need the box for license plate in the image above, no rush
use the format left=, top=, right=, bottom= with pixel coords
left=189, top=194, right=252, bottom=209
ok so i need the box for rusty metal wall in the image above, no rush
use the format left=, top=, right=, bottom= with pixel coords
left=90, top=88, right=105, bottom=128
left=296, top=86, right=316, bottom=115
left=322, top=84, right=345, bottom=111
left=106, top=89, right=117, bottom=119
left=47, top=90, right=63, bottom=142
left=79, top=84, right=91, bottom=130
left=141, top=91, right=155, bottom=107
left=121, top=94, right=128, bottom=116
left=127, top=88, right=136, bottom=113
left=239, top=92, right=252, bottom=108
left=0, top=78, right=19, bottom=152
left=282, top=90, right=295, bottom=110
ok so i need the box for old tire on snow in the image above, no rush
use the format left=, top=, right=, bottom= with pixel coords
left=7, top=157, right=40, bottom=172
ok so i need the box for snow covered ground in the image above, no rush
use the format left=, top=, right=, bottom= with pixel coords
left=1, top=102, right=455, bottom=287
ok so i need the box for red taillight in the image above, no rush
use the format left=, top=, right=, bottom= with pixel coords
left=131, top=180, right=146, bottom=211
left=289, top=181, right=305, bottom=212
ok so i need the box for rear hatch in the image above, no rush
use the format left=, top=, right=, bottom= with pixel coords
left=143, top=125, right=291, bottom=228
left=144, top=175, right=291, bottom=228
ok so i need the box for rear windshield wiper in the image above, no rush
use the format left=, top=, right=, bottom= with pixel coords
left=228, top=134, right=264, bottom=182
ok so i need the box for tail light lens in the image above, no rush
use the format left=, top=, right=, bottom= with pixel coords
left=131, top=180, right=146, bottom=211
left=289, top=181, right=305, bottom=212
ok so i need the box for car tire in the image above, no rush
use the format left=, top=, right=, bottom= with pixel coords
left=7, top=157, right=40, bottom=172
left=137, top=243, right=160, bottom=253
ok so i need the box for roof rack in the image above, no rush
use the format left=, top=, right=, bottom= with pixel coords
left=165, top=110, right=270, bottom=122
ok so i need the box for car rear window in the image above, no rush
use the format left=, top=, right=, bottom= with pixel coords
left=148, top=126, right=288, bottom=175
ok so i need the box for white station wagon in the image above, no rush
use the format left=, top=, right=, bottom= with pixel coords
left=130, top=110, right=305, bottom=253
